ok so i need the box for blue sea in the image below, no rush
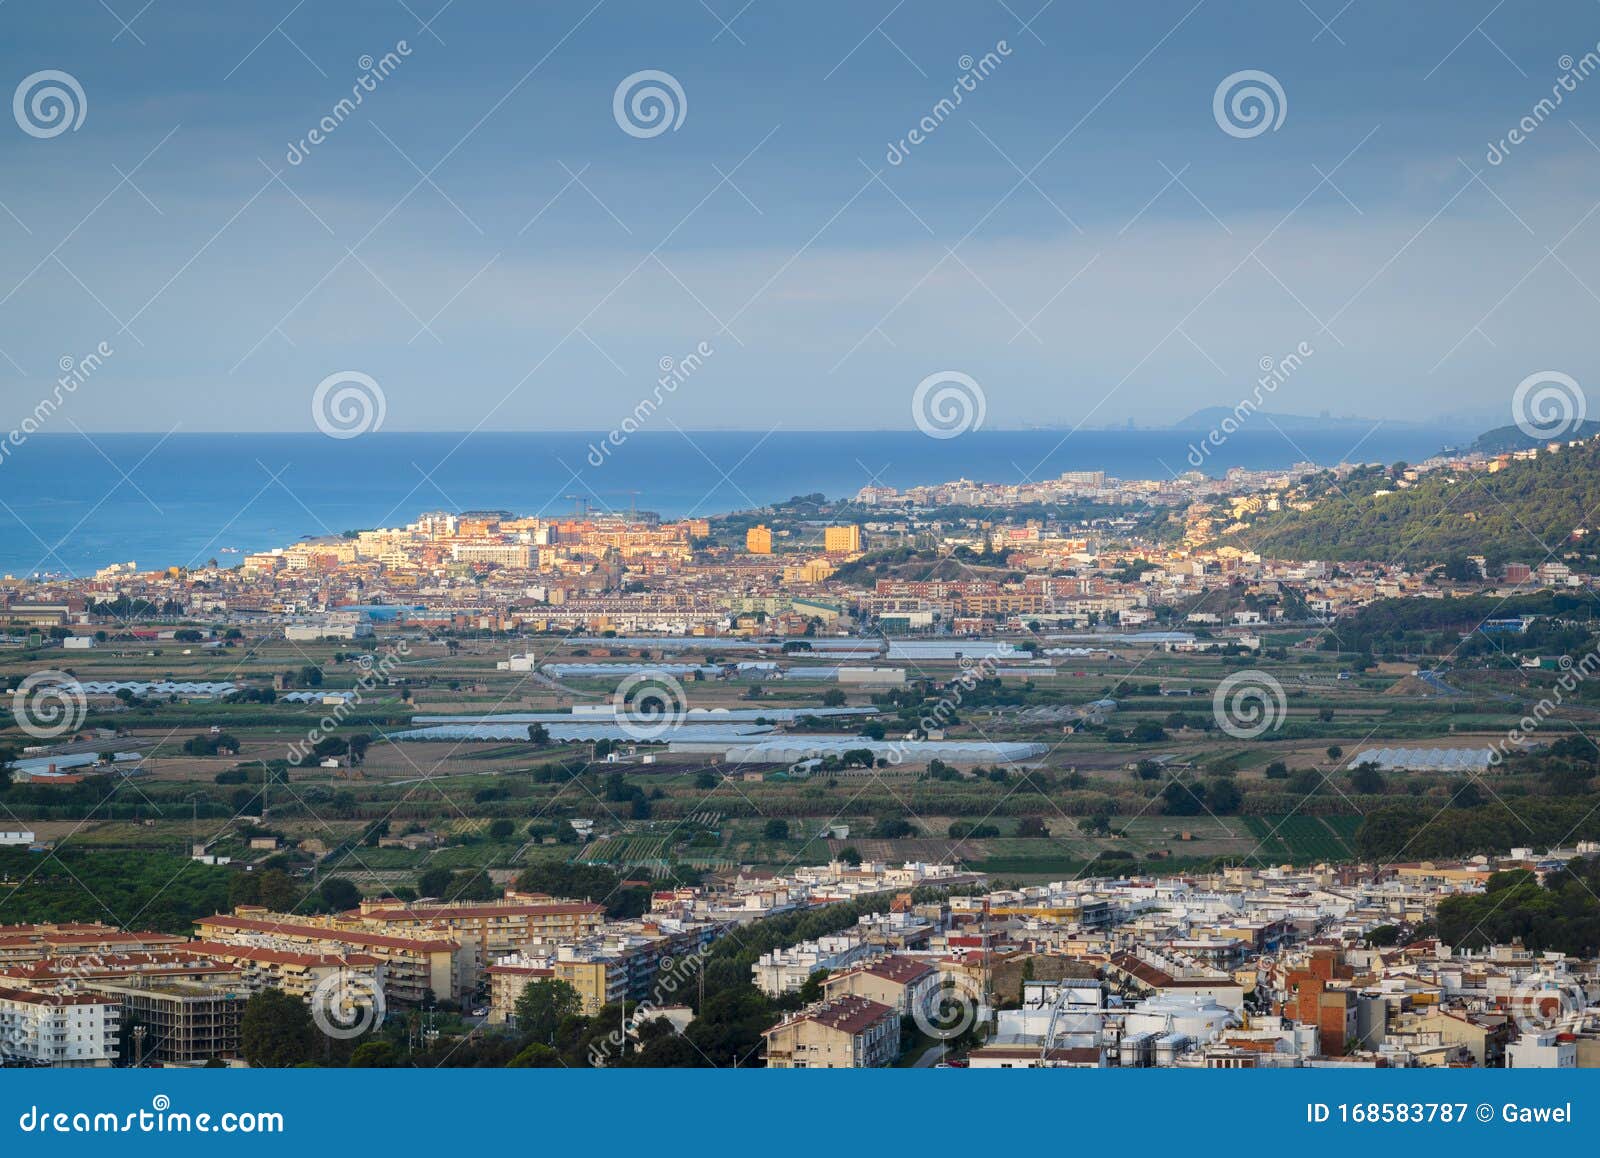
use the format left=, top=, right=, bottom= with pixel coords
left=0, top=428, right=1470, bottom=576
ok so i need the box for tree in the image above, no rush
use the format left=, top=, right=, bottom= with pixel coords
left=1289, top=769, right=1324, bottom=796
left=797, top=969, right=830, bottom=1003
left=1350, top=763, right=1386, bottom=794
left=763, top=818, right=790, bottom=841
left=1326, top=745, right=1343, bottom=762
left=527, top=724, right=550, bottom=746
left=1206, top=778, right=1242, bottom=814
left=240, top=988, right=316, bottom=1068
left=869, top=817, right=916, bottom=839
left=488, top=818, right=515, bottom=840
left=449, top=869, right=497, bottom=902
left=820, top=688, right=846, bottom=707
left=513, top=978, right=582, bottom=1041
left=348, top=1040, right=400, bottom=1067
left=418, top=866, right=455, bottom=898
left=318, top=877, right=361, bottom=912
left=838, top=846, right=862, bottom=866
left=507, top=1042, right=564, bottom=1067
left=255, top=869, right=301, bottom=912
left=1161, top=779, right=1207, bottom=816
left=1015, top=816, right=1050, bottom=838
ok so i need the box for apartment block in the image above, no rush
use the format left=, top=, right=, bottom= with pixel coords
left=0, top=986, right=121, bottom=1068
left=86, top=980, right=246, bottom=1066
left=762, top=995, right=900, bottom=1068
left=195, top=912, right=462, bottom=1004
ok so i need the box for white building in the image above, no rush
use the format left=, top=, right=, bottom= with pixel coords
left=1506, top=1030, right=1577, bottom=1068
left=752, top=934, right=874, bottom=996
left=0, top=987, right=121, bottom=1067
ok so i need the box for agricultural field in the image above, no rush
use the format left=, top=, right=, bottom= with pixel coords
left=2, top=620, right=1589, bottom=917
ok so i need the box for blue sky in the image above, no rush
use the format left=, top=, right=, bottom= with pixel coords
left=3, top=0, right=1600, bottom=432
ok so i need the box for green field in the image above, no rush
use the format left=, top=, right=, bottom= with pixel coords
left=1243, top=814, right=1361, bottom=864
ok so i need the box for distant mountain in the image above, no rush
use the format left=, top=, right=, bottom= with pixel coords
left=1473, top=421, right=1600, bottom=453
left=1170, top=407, right=1435, bottom=433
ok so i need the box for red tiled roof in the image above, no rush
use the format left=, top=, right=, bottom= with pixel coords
left=2, top=951, right=236, bottom=981
left=42, top=931, right=185, bottom=948
left=187, top=941, right=381, bottom=969
left=777, top=995, right=895, bottom=1036
left=196, top=915, right=458, bottom=953
left=0, top=985, right=115, bottom=1008
left=862, top=955, right=935, bottom=984
left=359, top=903, right=602, bottom=922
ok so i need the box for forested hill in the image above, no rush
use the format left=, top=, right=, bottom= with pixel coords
left=1474, top=420, right=1600, bottom=453
left=1236, top=439, right=1600, bottom=566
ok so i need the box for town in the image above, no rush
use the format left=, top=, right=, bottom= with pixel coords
left=5, top=435, right=1600, bottom=1068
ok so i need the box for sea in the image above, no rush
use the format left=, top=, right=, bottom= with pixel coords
left=0, top=427, right=1472, bottom=577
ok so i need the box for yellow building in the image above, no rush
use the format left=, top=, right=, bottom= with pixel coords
left=194, top=913, right=461, bottom=1005
left=346, top=899, right=605, bottom=957
left=746, top=525, right=773, bottom=554
left=820, top=956, right=933, bottom=1016
left=485, top=962, right=554, bottom=1024
left=823, top=524, right=861, bottom=553
left=763, top=995, right=899, bottom=1068
left=783, top=559, right=836, bottom=584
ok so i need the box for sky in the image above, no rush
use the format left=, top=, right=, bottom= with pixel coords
left=3, top=0, right=1600, bottom=434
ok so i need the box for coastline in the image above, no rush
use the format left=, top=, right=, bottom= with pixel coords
left=0, top=427, right=1469, bottom=578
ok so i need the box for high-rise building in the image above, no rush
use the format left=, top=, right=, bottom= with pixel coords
left=823, top=525, right=862, bottom=554
left=746, top=525, right=773, bottom=554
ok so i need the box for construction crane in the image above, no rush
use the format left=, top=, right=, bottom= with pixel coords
left=564, top=492, right=644, bottom=518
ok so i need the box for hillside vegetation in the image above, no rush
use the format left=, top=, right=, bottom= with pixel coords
left=1239, top=441, right=1600, bottom=565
